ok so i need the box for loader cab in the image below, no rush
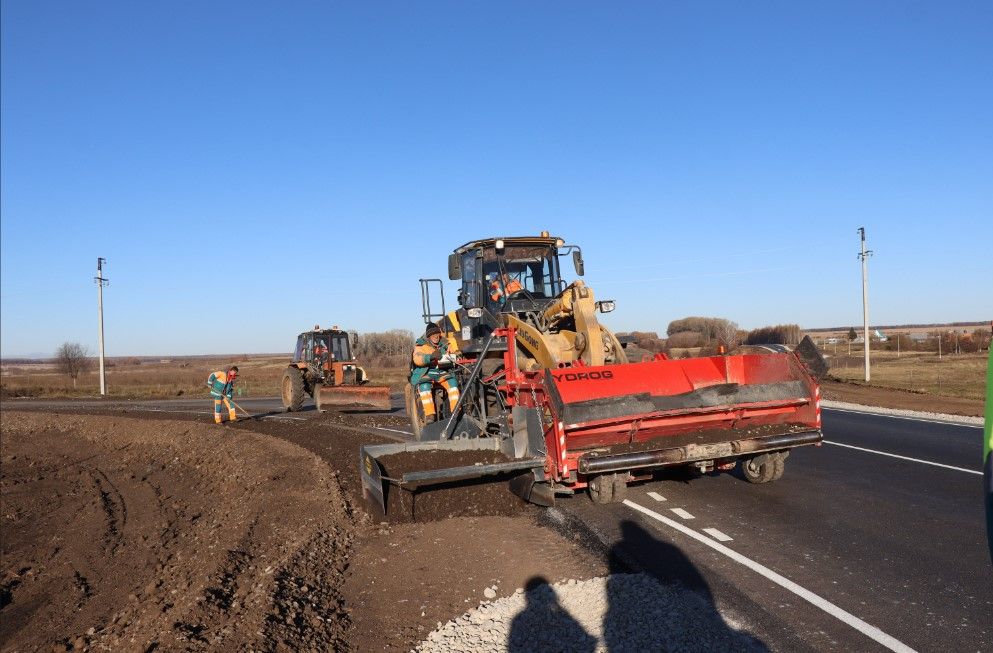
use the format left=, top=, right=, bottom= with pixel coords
left=441, top=234, right=584, bottom=352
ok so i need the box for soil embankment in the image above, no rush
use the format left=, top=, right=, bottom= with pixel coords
left=0, top=411, right=352, bottom=652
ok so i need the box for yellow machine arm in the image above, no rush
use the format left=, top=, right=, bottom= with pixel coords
left=506, top=281, right=627, bottom=370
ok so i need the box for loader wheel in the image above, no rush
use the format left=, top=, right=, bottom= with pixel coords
left=404, top=384, right=423, bottom=440
left=588, top=475, right=614, bottom=504
left=741, top=454, right=781, bottom=484
left=281, top=367, right=306, bottom=412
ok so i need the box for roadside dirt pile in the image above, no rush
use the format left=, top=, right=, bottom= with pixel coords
left=417, top=573, right=763, bottom=652
left=0, top=411, right=353, bottom=652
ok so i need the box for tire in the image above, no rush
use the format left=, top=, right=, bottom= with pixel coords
left=281, top=367, right=306, bottom=412
left=741, top=454, right=778, bottom=484
left=479, top=358, right=504, bottom=418
left=313, top=383, right=324, bottom=413
left=770, top=453, right=786, bottom=481
left=588, top=475, right=614, bottom=504
left=404, top=384, right=425, bottom=440
left=611, top=474, right=628, bottom=503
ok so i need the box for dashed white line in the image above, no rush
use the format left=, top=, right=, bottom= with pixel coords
left=824, top=440, right=981, bottom=475
left=702, top=528, right=733, bottom=542
left=624, top=500, right=917, bottom=653
left=670, top=508, right=694, bottom=520
left=646, top=491, right=666, bottom=502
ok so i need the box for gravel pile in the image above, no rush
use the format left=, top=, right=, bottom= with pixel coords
left=820, top=399, right=983, bottom=425
left=416, top=574, right=762, bottom=652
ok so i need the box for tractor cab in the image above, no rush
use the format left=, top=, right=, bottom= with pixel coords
left=293, top=328, right=353, bottom=365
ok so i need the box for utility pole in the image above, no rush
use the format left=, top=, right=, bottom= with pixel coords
left=94, top=258, right=109, bottom=396
left=858, top=227, right=872, bottom=382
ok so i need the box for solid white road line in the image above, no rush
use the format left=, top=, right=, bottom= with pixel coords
left=647, top=491, right=667, bottom=502
left=670, top=508, right=694, bottom=520
left=821, top=406, right=982, bottom=429
left=623, top=500, right=917, bottom=653
left=702, top=528, right=733, bottom=542
left=823, top=440, right=981, bottom=475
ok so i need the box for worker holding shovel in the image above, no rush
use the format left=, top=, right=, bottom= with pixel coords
left=207, top=365, right=239, bottom=424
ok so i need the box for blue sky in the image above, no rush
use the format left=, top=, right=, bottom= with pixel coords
left=2, top=2, right=991, bottom=356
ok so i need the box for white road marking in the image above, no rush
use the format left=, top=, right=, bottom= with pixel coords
left=647, top=491, right=666, bottom=502
left=702, top=528, right=733, bottom=542
left=623, top=500, right=917, bottom=653
left=374, top=426, right=413, bottom=435
left=670, top=508, right=694, bottom=520
left=824, top=440, right=981, bottom=475
left=822, top=406, right=982, bottom=429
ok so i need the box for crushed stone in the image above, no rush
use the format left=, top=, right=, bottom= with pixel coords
left=416, top=573, right=763, bottom=652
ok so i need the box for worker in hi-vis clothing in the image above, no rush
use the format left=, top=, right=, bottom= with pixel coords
left=488, top=272, right=523, bottom=306
left=207, top=366, right=239, bottom=424
left=410, top=324, right=459, bottom=420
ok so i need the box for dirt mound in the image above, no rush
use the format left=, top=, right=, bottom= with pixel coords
left=0, top=411, right=353, bottom=652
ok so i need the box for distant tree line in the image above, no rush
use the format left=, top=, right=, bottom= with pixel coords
left=742, top=324, right=802, bottom=346
left=353, top=329, right=416, bottom=367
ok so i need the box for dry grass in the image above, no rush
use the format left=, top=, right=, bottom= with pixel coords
left=827, top=350, right=987, bottom=400
left=0, top=355, right=408, bottom=399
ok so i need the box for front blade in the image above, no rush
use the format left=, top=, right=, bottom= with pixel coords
left=318, top=384, right=391, bottom=410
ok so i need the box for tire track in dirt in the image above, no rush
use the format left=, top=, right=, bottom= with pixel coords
left=0, top=411, right=356, bottom=652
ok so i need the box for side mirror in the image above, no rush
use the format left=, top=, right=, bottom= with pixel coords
left=351, top=332, right=359, bottom=348
left=448, top=254, right=461, bottom=280
left=573, top=250, right=585, bottom=276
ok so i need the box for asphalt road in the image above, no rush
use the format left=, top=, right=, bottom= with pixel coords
left=4, top=396, right=989, bottom=652
left=564, top=407, right=991, bottom=652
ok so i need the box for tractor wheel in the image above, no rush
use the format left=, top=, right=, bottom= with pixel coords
left=741, top=454, right=779, bottom=484
left=313, top=383, right=325, bottom=413
left=404, top=384, right=425, bottom=440
left=588, top=475, right=614, bottom=504
left=281, top=367, right=306, bottom=412
left=611, top=474, right=629, bottom=503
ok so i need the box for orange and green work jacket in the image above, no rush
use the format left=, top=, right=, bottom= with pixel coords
left=208, top=371, right=235, bottom=399
left=410, top=336, right=454, bottom=386
left=490, top=276, right=523, bottom=302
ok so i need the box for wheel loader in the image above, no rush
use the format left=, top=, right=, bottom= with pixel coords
left=360, top=233, right=826, bottom=515
left=282, top=326, right=391, bottom=412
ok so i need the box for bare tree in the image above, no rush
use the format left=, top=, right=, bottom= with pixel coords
left=55, top=342, right=93, bottom=388
left=716, top=320, right=741, bottom=348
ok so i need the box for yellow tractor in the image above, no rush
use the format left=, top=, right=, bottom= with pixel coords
left=282, top=326, right=390, bottom=412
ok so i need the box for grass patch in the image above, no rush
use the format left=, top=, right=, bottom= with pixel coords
left=827, top=351, right=986, bottom=401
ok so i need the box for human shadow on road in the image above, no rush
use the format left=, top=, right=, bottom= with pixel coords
left=603, top=519, right=768, bottom=652
left=508, top=576, right=596, bottom=653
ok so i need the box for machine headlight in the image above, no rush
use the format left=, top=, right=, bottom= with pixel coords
left=467, top=308, right=482, bottom=318
left=597, top=300, right=616, bottom=313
